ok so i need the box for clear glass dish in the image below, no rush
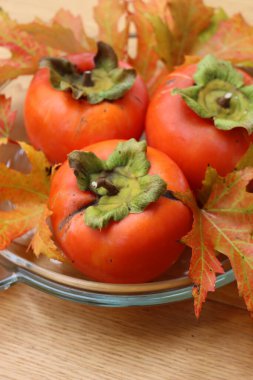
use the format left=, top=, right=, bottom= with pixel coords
left=0, top=78, right=235, bottom=306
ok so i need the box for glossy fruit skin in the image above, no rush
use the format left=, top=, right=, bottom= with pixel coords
left=49, top=140, right=192, bottom=284
left=24, top=53, right=149, bottom=163
left=146, top=64, right=253, bottom=190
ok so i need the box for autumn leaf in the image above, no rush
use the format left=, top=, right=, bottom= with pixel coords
left=30, top=207, right=62, bottom=260
left=94, top=0, right=129, bottom=60
left=140, top=0, right=213, bottom=73
left=0, top=140, right=63, bottom=261
left=0, top=9, right=58, bottom=83
left=0, top=8, right=94, bottom=84
left=176, top=189, right=224, bottom=318
left=197, top=7, right=228, bottom=45
left=166, top=0, right=214, bottom=65
left=236, top=145, right=253, bottom=170
left=0, top=96, right=16, bottom=137
left=128, top=0, right=169, bottom=87
left=194, top=14, right=253, bottom=63
left=18, top=9, right=93, bottom=54
left=0, top=2, right=130, bottom=84
left=205, top=168, right=253, bottom=315
left=130, top=0, right=213, bottom=88
left=144, top=13, right=174, bottom=69
left=134, top=1, right=253, bottom=88
left=176, top=166, right=253, bottom=317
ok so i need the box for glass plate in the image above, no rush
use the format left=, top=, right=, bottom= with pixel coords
left=0, top=77, right=235, bottom=306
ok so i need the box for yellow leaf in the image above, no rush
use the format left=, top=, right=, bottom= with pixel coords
left=30, top=206, right=64, bottom=261
left=94, top=0, right=129, bottom=60
left=0, top=140, right=63, bottom=260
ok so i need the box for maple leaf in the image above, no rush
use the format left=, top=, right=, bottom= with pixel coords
left=0, top=139, right=63, bottom=261
left=94, top=0, right=129, bottom=60
left=139, top=0, right=213, bottom=74
left=130, top=0, right=213, bottom=89
left=166, top=0, right=214, bottom=65
left=0, top=96, right=16, bottom=138
left=0, top=9, right=58, bottom=83
left=0, top=8, right=95, bottom=84
left=128, top=0, right=169, bottom=87
left=196, top=7, right=228, bottom=45
left=194, top=14, right=253, bottom=63
left=30, top=207, right=62, bottom=260
left=176, top=189, right=224, bottom=318
left=176, top=166, right=253, bottom=317
left=18, top=9, right=93, bottom=54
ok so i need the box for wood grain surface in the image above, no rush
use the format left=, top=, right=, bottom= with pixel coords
left=0, top=1, right=253, bottom=379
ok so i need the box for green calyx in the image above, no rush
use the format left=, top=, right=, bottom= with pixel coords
left=172, top=55, right=253, bottom=133
left=68, top=139, right=167, bottom=229
left=40, top=41, right=136, bottom=104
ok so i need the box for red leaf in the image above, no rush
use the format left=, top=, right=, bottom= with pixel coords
left=195, top=14, right=253, bottom=62
left=0, top=8, right=94, bottom=84
left=0, top=96, right=16, bottom=137
left=0, top=9, right=57, bottom=83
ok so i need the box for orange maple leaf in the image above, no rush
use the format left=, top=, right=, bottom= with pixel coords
left=195, top=14, right=253, bottom=63
left=0, top=96, right=16, bottom=138
left=128, top=0, right=169, bottom=87
left=18, top=10, right=93, bottom=54
left=94, top=0, right=130, bottom=60
left=129, top=0, right=213, bottom=90
left=176, top=166, right=253, bottom=318
left=0, top=140, right=63, bottom=261
left=0, top=10, right=59, bottom=83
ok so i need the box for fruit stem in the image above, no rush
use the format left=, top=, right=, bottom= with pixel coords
left=92, top=178, right=119, bottom=196
left=83, top=71, right=94, bottom=87
left=217, top=92, right=232, bottom=108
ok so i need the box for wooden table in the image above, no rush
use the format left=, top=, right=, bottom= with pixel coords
left=1, top=1, right=253, bottom=379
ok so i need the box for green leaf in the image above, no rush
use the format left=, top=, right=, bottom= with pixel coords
left=85, top=173, right=167, bottom=229
left=87, top=67, right=136, bottom=104
left=94, top=41, right=118, bottom=71
left=68, top=151, right=105, bottom=191
left=194, top=55, right=243, bottom=87
left=129, top=175, right=167, bottom=212
left=68, top=139, right=167, bottom=229
left=42, top=41, right=136, bottom=103
left=173, top=85, right=211, bottom=118
left=85, top=197, right=129, bottom=229
left=105, top=139, right=150, bottom=176
left=173, top=55, right=253, bottom=133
